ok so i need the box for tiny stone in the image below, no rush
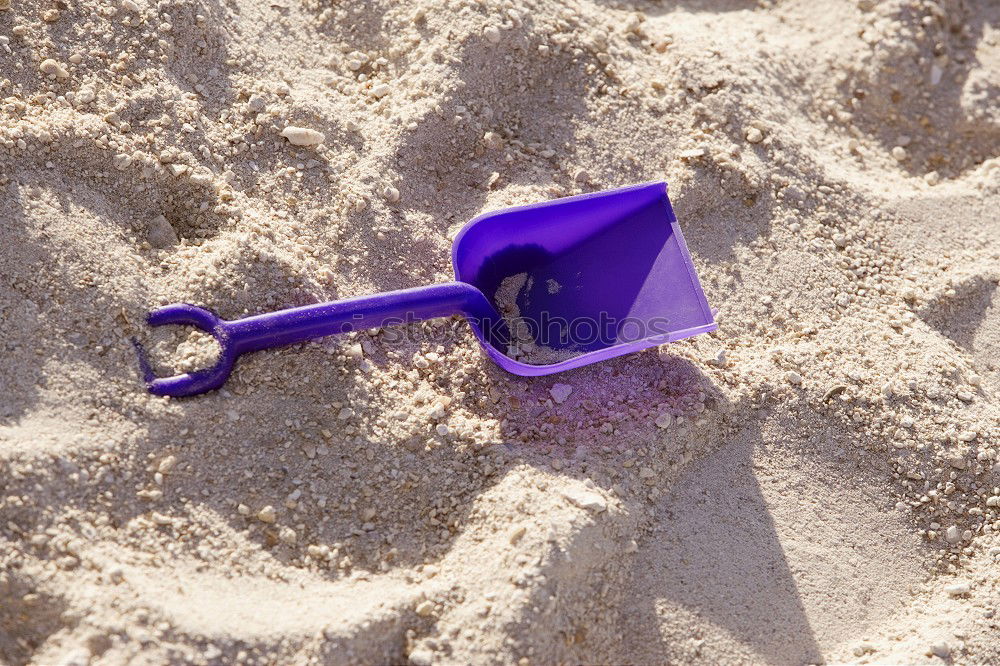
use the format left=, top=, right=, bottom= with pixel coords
left=654, top=413, right=672, bottom=429
left=279, top=526, right=297, bottom=544
left=150, top=511, right=172, bottom=525
left=122, top=0, right=140, bottom=11
left=257, top=505, right=277, bottom=523
left=924, top=171, right=940, bottom=186
left=891, top=146, right=907, bottom=161
left=415, top=600, right=436, bottom=617
left=157, top=455, right=177, bottom=474
left=237, top=504, right=250, bottom=516
left=562, top=487, right=607, bottom=512
left=550, top=383, right=573, bottom=404
left=785, top=370, right=802, bottom=385
left=383, top=186, right=400, bottom=202
left=945, top=581, right=971, bottom=597
left=409, top=648, right=434, bottom=666
left=281, top=125, right=325, bottom=146
left=944, top=525, right=961, bottom=544
left=745, top=127, right=764, bottom=144
left=930, top=642, right=950, bottom=659
left=483, top=25, right=501, bottom=43
left=147, top=214, right=178, bottom=249
left=509, top=525, right=527, bottom=544
left=39, top=59, right=70, bottom=79
left=370, top=83, right=391, bottom=98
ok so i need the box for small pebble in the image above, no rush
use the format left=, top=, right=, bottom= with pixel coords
left=785, top=370, right=802, bottom=385
left=945, top=581, right=971, bottom=597
left=281, top=125, right=325, bottom=147
left=550, top=383, right=573, bottom=404
left=383, top=186, right=400, bottom=202
left=257, top=505, right=277, bottom=523
left=39, top=59, right=70, bottom=79
left=157, top=455, right=177, bottom=474
left=891, top=146, right=907, bottom=161
left=509, top=525, right=527, bottom=544
left=945, top=525, right=961, bottom=544
left=409, top=648, right=434, bottom=666
left=930, top=64, right=943, bottom=85
left=930, top=641, right=950, bottom=659
left=745, top=127, right=764, bottom=144
left=679, top=147, right=706, bottom=159
left=562, top=488, right=607, bottom=513
left=483, top=25, right=501, bottom=43
left=148, top=214, right=178, bottom=249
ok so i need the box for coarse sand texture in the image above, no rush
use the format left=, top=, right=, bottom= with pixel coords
left=1, top=0, right=999, bottom=665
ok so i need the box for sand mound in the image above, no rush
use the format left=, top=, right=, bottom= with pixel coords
left=1, top=0, right=999, bottom=664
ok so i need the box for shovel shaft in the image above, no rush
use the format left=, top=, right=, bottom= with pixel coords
left=227, top=282, right=499, bottom=353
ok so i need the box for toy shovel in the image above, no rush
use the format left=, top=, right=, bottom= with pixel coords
left=137, top=182, right=717, bottom=397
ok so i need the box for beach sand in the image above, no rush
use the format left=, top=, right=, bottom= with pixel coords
left=2, top=0, right=999, bottom=663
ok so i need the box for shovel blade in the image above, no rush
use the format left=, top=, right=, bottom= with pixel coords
left=452, top=182, right=717, bottom=375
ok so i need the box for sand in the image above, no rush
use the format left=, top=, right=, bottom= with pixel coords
left=1, top=0, right=999, bottom=664
left=493, top=272, right=582, bottom=365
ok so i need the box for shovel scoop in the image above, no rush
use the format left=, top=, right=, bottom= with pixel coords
left=137, top=182, right=717, bottom=397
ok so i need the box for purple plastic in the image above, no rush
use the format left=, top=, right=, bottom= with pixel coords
left=136, top=182, right=717, bottom=397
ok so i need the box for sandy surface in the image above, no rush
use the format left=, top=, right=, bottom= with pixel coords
left=2, top=0, right=1000, bottom=664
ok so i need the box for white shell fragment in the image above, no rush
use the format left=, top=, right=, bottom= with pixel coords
left=281, top=125, right=326, bottom=146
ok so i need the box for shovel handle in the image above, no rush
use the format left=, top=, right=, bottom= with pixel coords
left=134, top=282, right=506, bottom=397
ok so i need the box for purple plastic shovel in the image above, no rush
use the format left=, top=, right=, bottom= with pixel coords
left=136, top=182, right=717, bottom=397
